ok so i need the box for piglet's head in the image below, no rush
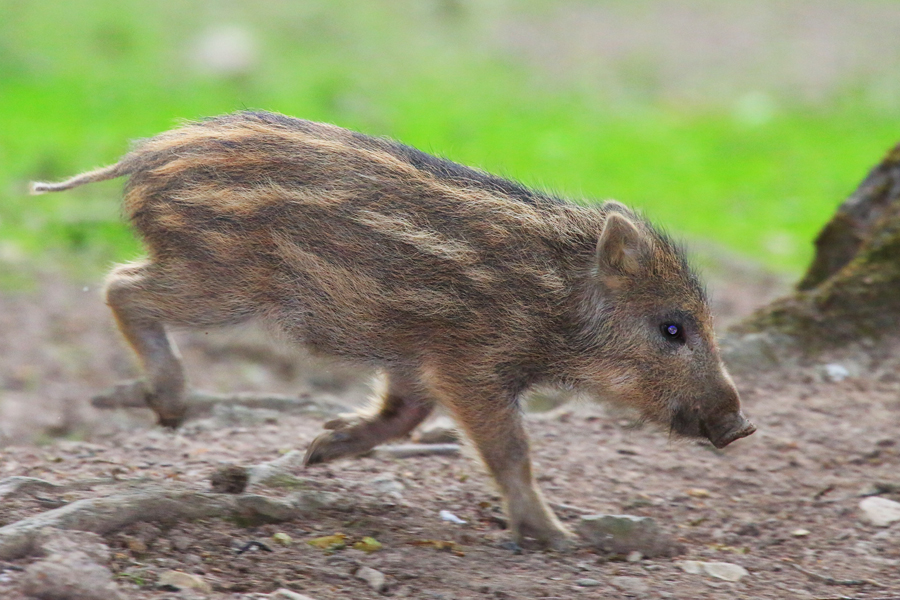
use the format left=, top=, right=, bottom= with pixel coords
left=576, top=203, right=755, bottom=448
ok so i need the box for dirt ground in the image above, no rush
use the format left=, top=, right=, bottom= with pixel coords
left=4, top=1, right=900, bottom=597
left=1, top=252, right=900, bottom=600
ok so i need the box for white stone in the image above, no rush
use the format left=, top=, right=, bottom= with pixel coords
left=860, top=496, right=900, bottom=527
left=703, top=561, right=750, bottom=581
left=678, top=560, right=704, bottom=575
left=823, top=363, right=850, bottom=382
left=439, top=510, right=466, bottom=524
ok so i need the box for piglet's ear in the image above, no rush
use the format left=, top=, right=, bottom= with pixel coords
left=595, top=213, right=651, bottom=275
left=600, top=200, right=632, bottom=215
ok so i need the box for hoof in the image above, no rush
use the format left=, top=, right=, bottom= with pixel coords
left=544, top=534, right=577, bottom=553
left=148, top=392, right=188, bottom=429
left=514, top=534, right=576, bottom=554
left=514, top=524, right=577, bottom=553
left=156, top=413, right=185, bottom=429
left=304, top=410, right=388, bottom=466
left=154, top=403, right=187, bottom=428
left=303, top=427, right=372, bottom=466
left=498, top=540, right=523, bottom=554
left=304, top=430, right=347, bottom=466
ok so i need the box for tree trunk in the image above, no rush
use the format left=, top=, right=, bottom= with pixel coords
left=723, top=143, right=900, bottom=368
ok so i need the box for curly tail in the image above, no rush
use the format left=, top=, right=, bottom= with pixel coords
left=30, top=161, right=132, bottom=195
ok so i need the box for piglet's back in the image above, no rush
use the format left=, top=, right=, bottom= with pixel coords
left=119, top=112, right=602, bottom=358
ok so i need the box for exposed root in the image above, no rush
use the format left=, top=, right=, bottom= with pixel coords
left=90, top=380, right=345, bottom=420
left=0, top=476, right=150, bottom=501
left=0, top=486, right=348, bottom=560
left=0, top=440, right=424, bottom=562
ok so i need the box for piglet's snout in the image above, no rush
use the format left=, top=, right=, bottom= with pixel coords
left=707, top=411, right=756, bottom=449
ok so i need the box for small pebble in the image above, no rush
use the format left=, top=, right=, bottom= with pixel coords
left=21, top=552, right=123, bottom=600
left=157, top=570, right=212, bottom=592
left=272, top=532, right=293, bottom=546
left=356, top=566, right=387, bottom=593
left=679, top=560, right=749, bottom=581
left=170, top=533, right=192, bottom=552
left=575, top=578, right=601, bottom=587
left=823, top=363, right=850, bottom=382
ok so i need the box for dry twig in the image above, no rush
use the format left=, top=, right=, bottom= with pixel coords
left=370, top=443, right=461, bottom=459
left=789, top=562, right=884, bottom=588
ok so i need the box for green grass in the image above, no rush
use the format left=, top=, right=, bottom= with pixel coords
left=2, top=0, right=899, bottom=278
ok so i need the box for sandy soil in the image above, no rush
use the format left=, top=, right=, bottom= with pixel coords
left=1, top=253, right=899, bottom=600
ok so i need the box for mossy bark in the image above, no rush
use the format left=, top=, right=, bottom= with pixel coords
left=731, top=142, right=900, bottom=354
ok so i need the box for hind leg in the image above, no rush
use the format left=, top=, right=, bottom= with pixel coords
left=304, top=372, right=434, bottom=465
left=105, top=261, right=243, bottom=427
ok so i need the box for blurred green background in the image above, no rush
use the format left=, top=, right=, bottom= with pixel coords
left=2, top=0, right=900, bottom=280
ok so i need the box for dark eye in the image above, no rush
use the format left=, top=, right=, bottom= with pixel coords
left=661, top=322, right=685, bottom=343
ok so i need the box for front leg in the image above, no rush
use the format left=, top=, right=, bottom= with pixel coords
left=421, top=364, right=572, bottom=549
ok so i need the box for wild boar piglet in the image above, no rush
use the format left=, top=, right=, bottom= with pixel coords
left=32, top=111, right=755, bottom=548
